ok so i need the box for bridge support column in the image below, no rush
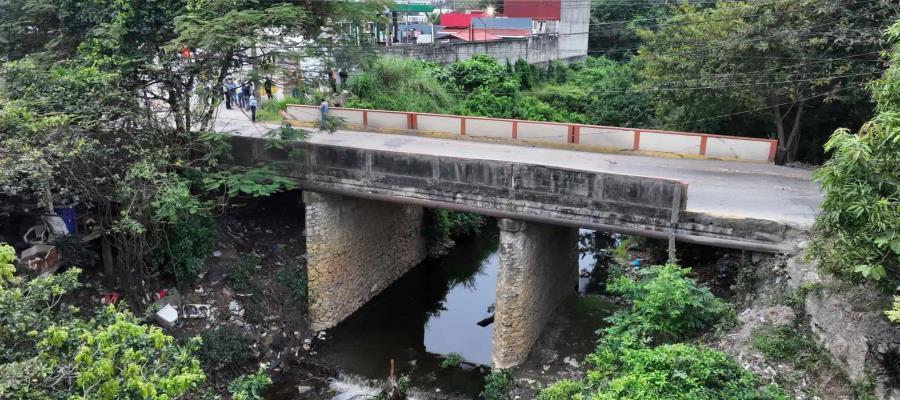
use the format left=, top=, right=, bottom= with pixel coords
left=303, top=191, right=426, bottom=331
left=492, top=218, right=578, bottom=368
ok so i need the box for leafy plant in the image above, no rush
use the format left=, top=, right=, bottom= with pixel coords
left=536, top=379, right=583, bottom=400
left=750, top=326, right=829, bottom=371
left=226, top=255, right=258, bottom=293
left=203, top=166, right=298, bottom=198
left=809, top=21, right=900, bottom=292
left=440, top=353, right=462, bottom=369
left=276, top=261, right=308, bottom=301
left=0, top=249, right=206, bottom=399
left=604, top=264, right=729, bottom=344
left=424, top=209, right=485, bottom=248
left=199, top=326, right=255, bottom=369
left=480, top=370, right=511, bottom=400
left=228, top=367, right=271, bottom=400
left=887, top=297, right=900, bottom=324
left=585, top=344, right=788, bottom=400
left=149, top=209, right=216, bottom=288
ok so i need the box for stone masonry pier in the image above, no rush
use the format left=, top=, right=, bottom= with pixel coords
left=493, top=219, right=579, bottom=368
left=304, top=192, right=426, bottom=331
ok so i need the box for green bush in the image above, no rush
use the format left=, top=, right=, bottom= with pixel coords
left=809, top=21, right=900, bottom=291
left=425, top=209, right=485, bottom=245
left=199, top=325, right=255, bottom=369
left=228, top=367, right=271, bottom=400
left=226, top=255, right=258, bottom=293
left=586, top=344, right=788, bottom=400
left=276, top=261, right=308, bottom=301
left=541, top=263, right=784, bottom=399
left=440, top=352, right=462, bottom=369
left=480, top=370, right=511, bottom=400
left=537, top=379, right=583, bottom=400
left=750, top=326, right=828, bottom=371
left=345, top=57, right=455, bottom=113
left=449, top=54, right=510, bottom=92
left=604, top=264, right=729, bottom=344
left=150, top=210, right=216, bottom=288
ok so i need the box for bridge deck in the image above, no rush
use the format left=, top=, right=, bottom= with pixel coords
left=214, top=107, right=821, bottom=232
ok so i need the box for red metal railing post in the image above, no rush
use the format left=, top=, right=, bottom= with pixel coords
left=699, top=135, right=708, bottom=156
left=460, top=117, right=466, bottom=135
left=633, top=130, right=641, bottom=151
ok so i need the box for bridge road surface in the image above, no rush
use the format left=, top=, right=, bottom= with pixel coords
left=214, top=106, right=822, bottom=230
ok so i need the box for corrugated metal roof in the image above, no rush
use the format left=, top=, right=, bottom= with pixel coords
left=470, top=17, right=532, bottom=30
left=447, top=29, right=501, bottom=42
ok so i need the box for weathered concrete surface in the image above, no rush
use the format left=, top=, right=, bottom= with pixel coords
left=303, top=191, right=426, bottom=331
left=227, top=133, right=802, bottom=252
left=493, top=218, right=579, bottom=368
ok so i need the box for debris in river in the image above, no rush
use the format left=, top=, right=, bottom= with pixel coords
left=182, top=304, right=212, bottom=319
left=155, top=304, right=178, bottom=329
left=382, top=359, right=405, bottom=400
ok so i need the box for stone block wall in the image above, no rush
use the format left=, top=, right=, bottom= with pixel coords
left=492, top=218, right=579, bottom=368
left=304, top=191, right=426, bottom=331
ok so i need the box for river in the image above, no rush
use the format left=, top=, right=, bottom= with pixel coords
left=272, top=220, right=616, bottom=399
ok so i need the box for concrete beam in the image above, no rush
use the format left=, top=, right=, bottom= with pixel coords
left=492, top=218, right=578, bottom=368
left=304, top=191, right=426, bottom=331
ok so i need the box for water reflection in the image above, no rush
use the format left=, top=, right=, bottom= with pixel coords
left=316, top=222, right=500, bottom=397
left=315, top=225, right=617, bottom=398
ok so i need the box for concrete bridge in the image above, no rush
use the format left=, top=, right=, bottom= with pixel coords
left=218, top=106, right=820, bottom=368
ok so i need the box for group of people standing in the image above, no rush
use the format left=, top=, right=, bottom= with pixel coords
left=223, top=77, right=276, bottom=122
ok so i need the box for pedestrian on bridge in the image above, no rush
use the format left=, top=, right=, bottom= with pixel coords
left=264, top=76, right=275, bottom=101
left=319, top=98, right=329, bottom=130
left=240, top=84, right=251, bottom=109
left=249, top=95, right=258, bottom=122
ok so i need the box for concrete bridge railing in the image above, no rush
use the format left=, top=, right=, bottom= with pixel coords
left=284, top=104, right=778, bottom=163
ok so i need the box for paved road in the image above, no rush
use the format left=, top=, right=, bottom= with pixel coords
left=214, top=107, right=822, bottom=229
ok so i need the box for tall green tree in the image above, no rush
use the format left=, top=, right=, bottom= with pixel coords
left=637, top=0, right=898, bottom=163
left=810, top=20, right=900, bottom=292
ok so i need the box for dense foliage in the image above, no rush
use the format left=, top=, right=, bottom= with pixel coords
left=0, top=244, right=205, bottom=400
left=0, top=0, right=383, bottom=296
left=636, top=0, right=898, bottom=163
left=603, top=264, right=729, bottom=344
left=538, top=264, right=781, bottom=399
left=810, top=21, right=900, bottom=292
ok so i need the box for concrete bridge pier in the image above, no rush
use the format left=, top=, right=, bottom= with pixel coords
left=492, top=218, right=579, bottom=369
left=303, top=191, right=427, bottom=331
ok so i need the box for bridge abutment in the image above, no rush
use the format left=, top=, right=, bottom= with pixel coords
left=492, top=218, right=579, bottom=368
left=303, top=191, right=427, bottom=331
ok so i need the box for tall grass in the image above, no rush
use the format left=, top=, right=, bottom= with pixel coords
left=255, top=96, right=304, bottom=121
left=345, top=57, right=455, bottom=113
